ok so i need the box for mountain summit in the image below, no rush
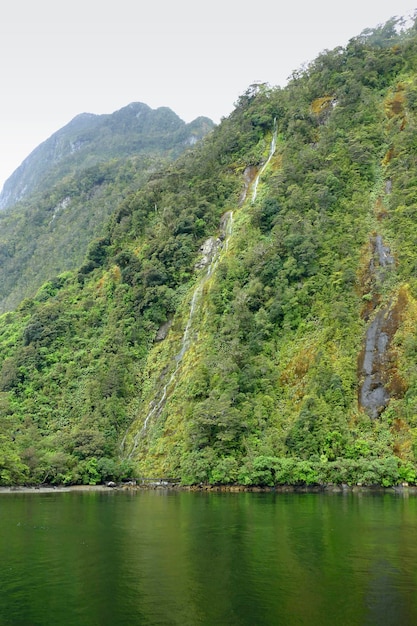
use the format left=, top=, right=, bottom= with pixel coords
left=0, top=103, right=214, bottom=311
left=0, top=102, right=213, bottom=209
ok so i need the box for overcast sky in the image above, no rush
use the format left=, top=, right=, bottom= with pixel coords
left=0, top=0, right=416, bottom=191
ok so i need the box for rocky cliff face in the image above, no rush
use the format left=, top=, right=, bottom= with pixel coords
left=358, top=234, right=396, bottom=418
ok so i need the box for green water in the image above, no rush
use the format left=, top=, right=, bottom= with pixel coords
left=0, top=490, right=416, bottom=625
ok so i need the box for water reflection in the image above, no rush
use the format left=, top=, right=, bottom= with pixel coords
left=0, top=491, right=417, bottom=625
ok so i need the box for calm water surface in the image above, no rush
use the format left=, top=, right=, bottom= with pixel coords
left=0, top=490, right=416, bottom=625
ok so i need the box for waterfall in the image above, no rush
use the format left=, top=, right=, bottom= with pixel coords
left=252, top=119, right=277, bottom=203
left=123, top=120, right=276, bottom=456
left=239, top=166, right=258, bottom=206
left=128, top=282, right=204, bottom=456
left=125, top=211, right=234, bottom=457
left=224, top=211, right=233, bottom=251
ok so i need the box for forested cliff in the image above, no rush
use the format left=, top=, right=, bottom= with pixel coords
left=1, top=16, right=417, bottom=487
left=0, top=104, right=213, bottom=312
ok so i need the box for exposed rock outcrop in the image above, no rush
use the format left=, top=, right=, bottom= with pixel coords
left=358, top=232, right=405, bottom=418
left=194, top=236, right=222, bottom=270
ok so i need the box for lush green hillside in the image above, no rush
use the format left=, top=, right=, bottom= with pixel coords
left=1, top=16, right=417, bottom=487
left=0, top=105, right=213, bottom=312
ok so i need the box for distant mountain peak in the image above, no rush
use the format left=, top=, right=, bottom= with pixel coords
left=0, top=103, right=214, bottom=210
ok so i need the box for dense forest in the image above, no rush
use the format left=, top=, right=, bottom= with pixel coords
left=1, top=15, right=417, bottom=487
left=0, top=104, right=213, bottom=312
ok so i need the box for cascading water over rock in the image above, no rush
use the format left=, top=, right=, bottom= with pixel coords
left=125, top=119, right=278, bottom=456
left=125, top=210, right=234, bottom=457
left=251, top=118, right=277, bottom=203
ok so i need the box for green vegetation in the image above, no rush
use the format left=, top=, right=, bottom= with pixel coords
left=0, top=104, right=213, bottom=312
left=0, top=103, right=213, bottom=209
left=1, top=16, right=417, bottom=486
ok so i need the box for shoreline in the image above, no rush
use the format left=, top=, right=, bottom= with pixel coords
left=0, top=484, right=115, bottom=494
left=1, top=482, right=417, bottom=495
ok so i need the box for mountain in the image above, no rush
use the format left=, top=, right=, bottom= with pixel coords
left=0, top=104, right=214, bottom=312
left=1, top=15, right=417, bottom=487
left=0, top=103, right=214, bottom=209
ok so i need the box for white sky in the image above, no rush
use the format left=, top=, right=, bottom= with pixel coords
left=0, top=0, right=416, bottom=191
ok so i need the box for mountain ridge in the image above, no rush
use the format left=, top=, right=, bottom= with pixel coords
left=0, top=103, right=214, bottom=312
left=0, top=102, right=214, bottom=209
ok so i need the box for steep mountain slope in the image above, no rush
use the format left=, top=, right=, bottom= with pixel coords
left=0, top=103, right=213, bottom=209
left=1, top=16, right=417, bottom=486
left=0, top=105, right=214, bottom=312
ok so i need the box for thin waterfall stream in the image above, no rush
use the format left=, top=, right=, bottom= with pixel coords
left=124, top=119, right=277, bottom=457
left=251, top=118, right=277, bottom=203
left=126, top=210, right=234, bottom=457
